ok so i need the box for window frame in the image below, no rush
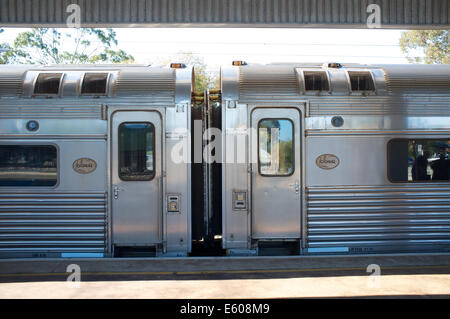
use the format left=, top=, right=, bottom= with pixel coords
left=0, top=143, right=59, bottom=188
left=33, top=72, right=64, bottom=97
left=80, top=72, right=110, bottom=97
left=346, top=70, right=376, bottom=95
left=118, top=121, right=156, bottom=182
left=387, top=138, right=450, bottom=184
left=302, top=70, right=331, bottom=94
left=257, top=117, right=295, bottom=177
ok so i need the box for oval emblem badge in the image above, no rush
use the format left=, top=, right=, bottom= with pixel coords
left=316, top=154, right=340, bottom=170
left=72, top=158, right=97, bottom=174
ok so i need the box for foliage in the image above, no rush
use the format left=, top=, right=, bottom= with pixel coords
left=400, top=30, right=449, bottom=64
left=0, top=28, right=14, bottom=64
left=160, top=52, right=219, bottom=92
left=0, top=28, right=134, bottom=65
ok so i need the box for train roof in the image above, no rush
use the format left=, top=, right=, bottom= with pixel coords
left=0, top=64, right=193, bottom=104
left=222, top=62, right=450, bottom=100
left=220, top=62, right=450, bottom=116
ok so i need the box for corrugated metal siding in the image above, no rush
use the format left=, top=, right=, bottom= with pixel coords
left=114, top=68, right=175, bottom=102
left=0, top=0, right=447, bottom=28
left=0, top=69, right=24, bottom=97
left=0, top=102, right=102, bottom=119
left=239, top=65, right=298, bottom=100
left=385, top=67, right=450, bottom=94
left=308, top=95, right=450, bottom=116
left=306, top=186, right=450, bottom=253
left=0, top=193, right=107, bottom=257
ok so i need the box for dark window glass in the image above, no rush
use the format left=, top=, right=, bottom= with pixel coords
left=81, top=73, right=108, bottom=95
left=304, top=71, right=329, bottom=91
left=388, top=139, right=450, bottom=183
left=119, top=122, right=155, bottom=181
left=0, top=145, right=57, bottom=187
left=34, top=73, right=62, bottom=95
left=348, top=71, right=375, bottom=91
left=258, top=119, right=294, bottom=176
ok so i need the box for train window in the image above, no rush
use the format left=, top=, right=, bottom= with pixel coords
left=0, top=145, right=57, bottom=187
left=258, top=119, right=294, bottom=176
left=34, top=73, right=62, bottom=95
left=81, top=73, right=108, bottom=95
left=119, top=122, right=155, bottom=181
left=388, top=139, right=450, bottom=183
left=348, top=71, right=375, bottom=91
left=304, top=71, right=329, bottom=91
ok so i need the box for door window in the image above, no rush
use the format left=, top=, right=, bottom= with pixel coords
left=119, top=122, right=155, bottom=181
left=258, top=119, right=294, bottom=176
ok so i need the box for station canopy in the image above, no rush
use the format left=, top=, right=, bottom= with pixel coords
left=0, top=0, right=448, bottom=29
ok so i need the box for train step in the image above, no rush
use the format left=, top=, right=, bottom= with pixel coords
left=257, top=241, right=300, bottom=256
left=114, top=246, right=157, bottom=258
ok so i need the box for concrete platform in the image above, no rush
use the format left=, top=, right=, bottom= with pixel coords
left=1, top=253, right=450, bottom=298
left=2, top=274, right=450, bottom=298
left=0, top=253, right=450, bottom=279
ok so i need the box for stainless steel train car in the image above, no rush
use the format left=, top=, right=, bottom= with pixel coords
left=0, top=64, right=194, bottom=258
left=218, top=62, right=450, bottom=255
left=1, top=62, right=450, bottom=259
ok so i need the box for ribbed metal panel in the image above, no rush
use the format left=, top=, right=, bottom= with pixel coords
left=0, top=69, right=25, bottom=97
left=385, top=66, right=450, bottom=94
left=114, top=67, right=175, bottom=102
left=308, top=95, right=450, bottom=116
left=0, top=193, right=106, bottom=257
left=239, top=65, right=298, bottom=100
left=0, top=0, right=447, bottom=28
left=0, top=99, right=175, bottom=119
left=0, top=103, right=102, bottom=119
left=306, top=186, right=450, bottom=253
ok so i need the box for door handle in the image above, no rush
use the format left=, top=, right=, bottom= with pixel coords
left=113, top=185, right=123, bottom=199
left=289, top=181, right=300, bottom=194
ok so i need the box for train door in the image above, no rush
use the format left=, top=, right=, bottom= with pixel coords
left=251, top=108, right=301, bottom=239
left=111, top=111, right=162, bottom=247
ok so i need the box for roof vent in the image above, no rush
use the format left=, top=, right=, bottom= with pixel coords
left=34, top=73, right=62, bottom=95
left=81, top=73, right=108, bottom=95
left=348, top=71, right=375, bottom=91
left=304, top=71, right=329, bottom=91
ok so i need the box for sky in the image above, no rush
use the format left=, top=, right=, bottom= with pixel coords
left=1, top=28, right=410, bottom=70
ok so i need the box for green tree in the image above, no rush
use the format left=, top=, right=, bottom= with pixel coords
left=0, top=28, right=134, bottom=65
left=0, top=29, right=14, bottom=64
left=400, top=30, right=449, bottom=64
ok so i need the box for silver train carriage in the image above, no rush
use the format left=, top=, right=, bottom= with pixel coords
left=1, top=62, right=450, bottom=259
left=0, top=64, right=194, bottom=258
left=218, top=62, right=450, bottom=256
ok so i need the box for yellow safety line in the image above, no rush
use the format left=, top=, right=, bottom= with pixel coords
left=1, top=265, right=450, bottom=278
